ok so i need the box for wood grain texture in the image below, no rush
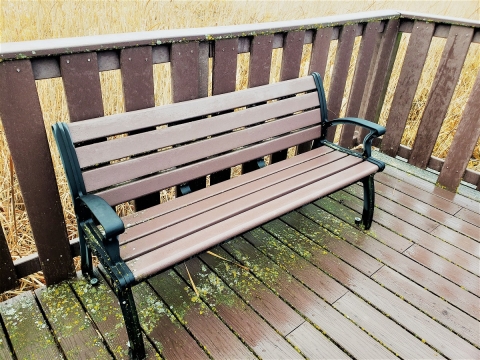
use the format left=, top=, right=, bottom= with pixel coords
left=225, top=236, right=396, bottom=359
left=0, top=60, right=74, bottom=285
left=339, top=22, right=382, bottom=148
left=149, top=270, right=255, bottom=359
left=60, top=52, right=104, bottom=122
left=0, top=223, right=17, bottom=293
left=0, top=292, right=63, bottom=359
left=35, top=283, right=112, bottom=359
left=292, top=204, right=480, bottom=359
left=326, top=25, right=356, bottom=141
left=176, top=258, right=302, bottom=359
left=410, top=26, right=474, bottom=169
left=437, top=72, right=480, bottom=191
left=380, top=21, right=435, bottom=157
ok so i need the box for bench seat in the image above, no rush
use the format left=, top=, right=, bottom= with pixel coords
left=53, top=73, right=385, bottom=359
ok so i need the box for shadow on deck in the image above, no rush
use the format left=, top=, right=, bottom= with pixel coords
left=0, top=153, right=479, bottom=359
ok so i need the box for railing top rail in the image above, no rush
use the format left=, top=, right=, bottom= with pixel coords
left=1, top=10, right=400, bottom=60
left=400, top=11, right=480, bottom=28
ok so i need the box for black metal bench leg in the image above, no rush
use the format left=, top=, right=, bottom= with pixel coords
left=361, top=174, right=375, bottom=230
left=118, top=286, right=145, bottom=359
left=79, top=230, right=94, bottom=278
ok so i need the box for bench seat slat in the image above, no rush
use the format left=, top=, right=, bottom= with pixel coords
left=96, top=127, right=322, bottom=205
left=68, top=76, right=316, bottom=143
left=120, top=153, right=362, bottom=261
left=76, top=92, right=319, bottom=167
left=120, top=146, right=333, bottom=226
left=127, top=161, right=379, bottom=280
left=83, top=109, right=321, bottom=192
left=120, top=149, right=344, bottom=243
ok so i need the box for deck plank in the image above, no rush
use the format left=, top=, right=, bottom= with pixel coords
left=148, top=271, right=255, bottom=359
left=274, top=213, right=480, bottom=359
left=225, top=235, right=396, bottom=359
left=455, top=207, right=479, bottom=227
left=430, top=225, right=479, bottom=258
left=132, top=282, right=208, bottom=360
left=0, top=291, right=63, bottom=359
left=310, top=197, right=480, bottom=316
left=35, top=283, right=111, bottom=359
left=333, top=189, right=480, bottom=276
left=175, top=257, right=303, bottom=359
left=70, top=271, right=160, bottom=359
left=373, top=265, right=480, bottom=347
left=0, top=316, right=13, bottom=359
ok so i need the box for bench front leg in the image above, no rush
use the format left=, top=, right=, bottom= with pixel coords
left=361, top=174, right=375, bottom=230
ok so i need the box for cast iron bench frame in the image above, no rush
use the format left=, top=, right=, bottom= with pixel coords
left=53, top=72, right=385, bottom=359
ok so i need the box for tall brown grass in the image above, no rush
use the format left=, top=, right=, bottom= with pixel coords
left=0, top=0, right=479, bottom=299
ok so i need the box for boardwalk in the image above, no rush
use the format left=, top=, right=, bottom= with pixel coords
left=1, top=154, right=479, bottom=359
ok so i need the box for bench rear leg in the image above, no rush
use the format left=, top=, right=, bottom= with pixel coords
left=79, top=229, right=94, bottom=278
left=361, top=174, right=375, bottom=230
left=117, top=286, right=146, bottom=359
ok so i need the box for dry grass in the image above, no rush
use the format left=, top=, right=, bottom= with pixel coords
left=0, top=0, right=479, bottom=299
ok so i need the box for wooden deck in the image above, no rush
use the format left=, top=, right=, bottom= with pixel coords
left=0, top=155, right=478, bottom=360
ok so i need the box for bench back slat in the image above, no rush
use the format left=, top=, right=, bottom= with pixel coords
left=68, top=76, right=315, bottom=142
left=97, top=126, right=321, bottom=205
left=60, top=53, right=105, bottom=122
left=82, top=108, right=321, bottom=192
left=75, top=92, right=319, bottom=168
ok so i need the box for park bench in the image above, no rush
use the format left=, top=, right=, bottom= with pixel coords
left=52, top=71, right=385, bottom=359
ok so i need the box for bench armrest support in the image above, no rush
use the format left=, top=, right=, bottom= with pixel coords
left=326, top=117, right=386, bottom=158
left=77, top=194, right=124, bottom=239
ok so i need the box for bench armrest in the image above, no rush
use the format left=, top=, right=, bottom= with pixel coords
left=77, top=194, right=124, bottom=239
left=326, top=117, right=386, bottom=158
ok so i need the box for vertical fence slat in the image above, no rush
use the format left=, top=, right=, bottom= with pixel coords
left=210, top=38, right=239, bottom=185
left=409, top=26, right=474, bottom=169
left=171, top=42, right=208, bottom=194
left=325, top=25, right=356, bottom=142
left=120, top=46, right=159, bottom=209
left=339, top=22, right=382, bottom=148
left=296, top=28, right=334, bottom=155
left=437, top=72, right=480, bottom=191
left=0, top=60, right=74, bottom=285
left=0, top=222, right=17, bottom=293
left=242, top=35, right=274, bottom=174
left=271, top=30, right=306, bottom=163
left=380, top=21, right=435, bottom=157
left=358, top=18, right=400, bottom=138
left=248, top=34, right=274, bottom=88
left=309, top=27, right=334, bottom=78
left=171, top=42, right=200, bottom=102
left=60, top=53, right=104, bottom=122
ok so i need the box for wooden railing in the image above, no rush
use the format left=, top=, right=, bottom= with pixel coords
left=0, top=10, right=478, bottom=290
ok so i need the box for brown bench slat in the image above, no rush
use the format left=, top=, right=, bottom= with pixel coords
left=120, top=146, right=333, bottom=227
left=83, top=109, right=321, bottom=191
left=60, top=52, right=104, bottom=122
left=339, top=21, right=382, bottom=148
left=410, top=26, right=474, bottom=169
left=68, top=76, right=316, bottom=142
left=121, top=154, right=360, bottom=261
left=171, top=42, right=202, bottom=102
left=75, top=91, right=319, bottom=167
left=120, top=149, right=343, bottom=244
left=380, top=21, right=435, bottom=157
left=126, top=161, right=377, bottom=279
left=97, top=127, right=321, bottom=205
left=437, top=72, right=480, bottom=191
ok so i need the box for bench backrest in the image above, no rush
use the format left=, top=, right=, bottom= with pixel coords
left=57, top=75, right=324, bottom=206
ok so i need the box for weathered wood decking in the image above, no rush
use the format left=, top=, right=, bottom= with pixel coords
left=0, top=155, right=478, bottom=360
